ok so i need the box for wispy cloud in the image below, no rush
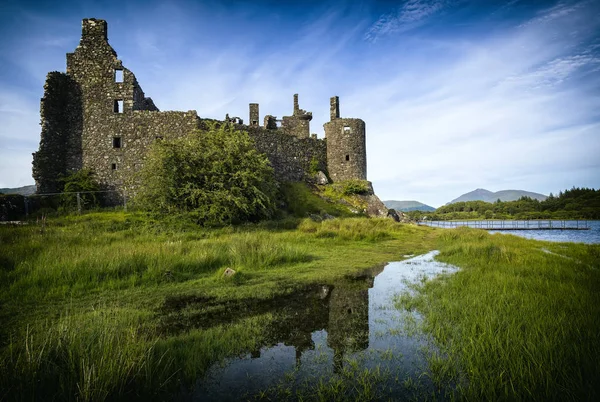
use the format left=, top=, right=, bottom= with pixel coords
left=357, top=1, right=600, bottom=205
left=365, top=0, right=456, bottom=42
left=0, top=0, right=598, bottom=205
left=500, top=53, right=600, bottom=90
left=518, top=0, right=588, bottom=28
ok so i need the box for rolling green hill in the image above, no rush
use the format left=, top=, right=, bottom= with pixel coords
left=0, top=185, right=36, bottom=196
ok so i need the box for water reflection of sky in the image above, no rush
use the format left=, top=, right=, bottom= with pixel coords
left=489, top=220, right=600, bottom=244
left=421, top=221, right=600, bottom=244
left=193, top=251, right=458, bottom=401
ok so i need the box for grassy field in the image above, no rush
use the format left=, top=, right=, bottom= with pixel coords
left=1, top=212, right=599, bottom=401
left=0, top=212, right=435, bottom=401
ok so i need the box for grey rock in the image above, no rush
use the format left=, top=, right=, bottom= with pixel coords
left=315, top=171, right=329, bottom=185
left=223, top=267, right=236, bottom=277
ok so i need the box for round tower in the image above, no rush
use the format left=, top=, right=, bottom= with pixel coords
left=324, top=96, right=367, bottom=182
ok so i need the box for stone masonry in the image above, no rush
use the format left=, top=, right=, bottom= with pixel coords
left=32, top=19, right=368, bottom=198
left=324, top=96, right=367, bottom=182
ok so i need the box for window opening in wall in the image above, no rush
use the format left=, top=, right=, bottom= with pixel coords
left=113, top=137, right=121, bottom=148
left=343, top=126, right=351, bottom=133
left=346, top=154, right=350, bottom=161
left=155, top=136, right=163, bottom=141
left=114, top=100, right=123, bottom=113
left=111, top=163, right=117, bottom=170
left=115, top=69, right=123, bottom=82
left=252, top=120, right=258, bottom=125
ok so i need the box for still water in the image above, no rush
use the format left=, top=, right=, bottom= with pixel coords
left=182, top=252, right=457, bottom=401
left=489, top=220, right=600, bottom=244
left=422, top=220, right=600, bottom=244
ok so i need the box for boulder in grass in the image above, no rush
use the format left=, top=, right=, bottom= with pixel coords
left=315, top=171, right=329, bottom=185
left=223, top=267, right=236, bottom=277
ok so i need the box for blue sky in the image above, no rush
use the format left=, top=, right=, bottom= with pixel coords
left=0, top=0, right=598, bottom=207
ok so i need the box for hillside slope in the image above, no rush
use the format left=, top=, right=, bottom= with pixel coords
left=448, top=188, right=547, bottom=204
left=383, top=200, right=436, bottom=212
left=0, top=185, right=36, bottom=196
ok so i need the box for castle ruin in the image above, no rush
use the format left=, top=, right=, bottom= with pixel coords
left=33, top=19, right=368, bottom=197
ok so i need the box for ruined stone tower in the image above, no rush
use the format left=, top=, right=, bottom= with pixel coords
left=33, top=18, right=199, bottom=194
left=249, top=103, right=259, bottom=126
left=281, top=94, right=313, bottom=138
left=324, top=96, right=367, bottom=181
left=33, top=19, right=370, bottom=199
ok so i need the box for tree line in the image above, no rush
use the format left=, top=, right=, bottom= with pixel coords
left=407, top=187, right=600, bottom=220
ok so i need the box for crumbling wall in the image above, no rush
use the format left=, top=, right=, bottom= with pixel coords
left=32, top=72, right=83, bottom=193
left=63, top=18, right=199, bottom=199
left=280, top=94, right=313, bottom=138
left=33, top=19, right=364, bottom=202
left=246, top=126, right=327, bottom=182
left=249, top=103, right=259, bottom=126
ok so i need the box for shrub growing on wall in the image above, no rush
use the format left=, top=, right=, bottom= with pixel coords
left=136, top=124, right=278, bottom=225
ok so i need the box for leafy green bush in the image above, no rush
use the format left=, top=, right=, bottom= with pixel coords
left=339, top=179, right=371, bottom=195
left=136, top=124, right=278, bottom=225
left=59, top=168, right=101, bottom=210
left=0, top=194, right=25, bottom=220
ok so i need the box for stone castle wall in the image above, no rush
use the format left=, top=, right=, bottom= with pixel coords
left=245, top=126, right=327, bottom=182
left=88, top=111, right=200, bottom=194
left=33, top=19, right=367, bottom=199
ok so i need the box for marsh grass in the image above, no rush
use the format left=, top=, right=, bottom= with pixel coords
left=0, top=211, right=432, bottom=401
left=256, top=355, right=393, bottom=402
left=397, top=227, right=600, bottom=401
left=0, top=309, right=162, bottom=402
left=9, top=211, right=595, bottom=401
left=298, top=217, right=401, bottom=242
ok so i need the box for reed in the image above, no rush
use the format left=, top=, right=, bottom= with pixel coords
left=397, top=227, right=600, bottom=400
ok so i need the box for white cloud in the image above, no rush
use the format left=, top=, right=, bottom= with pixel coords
left=0, top=0, right=598, bottom=207
left=357, top=2, right=600, bottom=206
left=365, top=0, right=459, bottom=42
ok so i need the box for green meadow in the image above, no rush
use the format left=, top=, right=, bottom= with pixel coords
left=0, top=212, right=598, bottom=401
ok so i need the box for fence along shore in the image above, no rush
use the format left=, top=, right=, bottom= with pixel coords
left=418, top=220, right=590, bottom=231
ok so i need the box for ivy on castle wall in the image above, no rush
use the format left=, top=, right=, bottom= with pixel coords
left=32, top=72, right=83, bottom=194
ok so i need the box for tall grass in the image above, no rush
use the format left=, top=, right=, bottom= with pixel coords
left=298, top=217, right=399, bottom=241
left=0, top=309, right=161, bottom=402
left=1, top=217, right=313, bottom=303
left=397, top=228, right=600, bottom=400
left=0, top=211, right=430, bottom=401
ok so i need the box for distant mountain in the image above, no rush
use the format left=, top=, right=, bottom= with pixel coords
left=0, top=185, right=36, bottom=196
left=383, top=200, right=436, bottom=212
left=448, top=188, right=547, bottom=204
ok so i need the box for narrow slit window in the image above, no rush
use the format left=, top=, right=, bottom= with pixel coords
left=114, top=100, right=123, bottom=113
left=115, top=69, right=123, bottom=82
left=345, top=154, right=350, bottom=161
left=113, top=137, right=121, bottom=148
left=111, top=163, right=117, bottom=170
